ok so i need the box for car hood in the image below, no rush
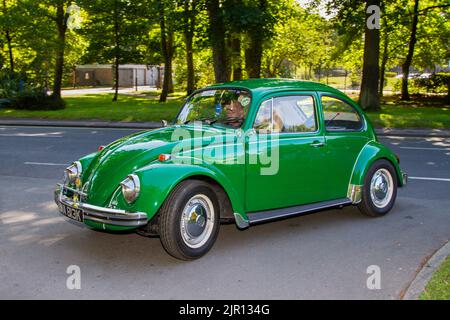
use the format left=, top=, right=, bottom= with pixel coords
left=82, top=125, right=228, bottom=206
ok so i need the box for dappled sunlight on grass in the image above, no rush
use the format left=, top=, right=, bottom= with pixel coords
left=366, top=104, right=450, bottom=129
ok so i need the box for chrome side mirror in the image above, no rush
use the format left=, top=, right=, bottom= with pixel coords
left=161, top=120, right=168, bottom=127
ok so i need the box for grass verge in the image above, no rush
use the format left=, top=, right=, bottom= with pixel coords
left=420, top=254, right=450, bottom=300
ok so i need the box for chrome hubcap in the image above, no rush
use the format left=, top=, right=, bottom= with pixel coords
left=370, top=169, right=394, bottom=208
left=180, top=194, right=215, bottom=248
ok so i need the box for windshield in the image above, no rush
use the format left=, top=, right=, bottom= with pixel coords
left=176, top=88, right=251, bottom=128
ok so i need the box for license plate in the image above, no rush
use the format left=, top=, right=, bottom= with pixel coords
left=59, top=203, right=84, bottom=222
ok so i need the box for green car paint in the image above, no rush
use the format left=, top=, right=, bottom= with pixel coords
left=55, top=78, right=405, bottom=232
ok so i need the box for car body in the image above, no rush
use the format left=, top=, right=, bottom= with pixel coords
left=55, top=79, right=407, bottom=260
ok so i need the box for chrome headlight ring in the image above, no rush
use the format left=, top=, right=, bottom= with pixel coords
left=65, top=161, right=82, bottom=184
left=120, top=174, right=140, bottom=204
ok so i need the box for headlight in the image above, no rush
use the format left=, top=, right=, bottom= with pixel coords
left=65, top=161, right=82, bottom=184
left=120, top=174, right=140, bottom=204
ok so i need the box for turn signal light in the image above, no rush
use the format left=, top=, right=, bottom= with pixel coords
left=98, top=145, right=105, bottom=152
left=158, top=154, right=172, bottom=162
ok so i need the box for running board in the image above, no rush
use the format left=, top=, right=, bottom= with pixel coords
left=246, top=198, right=352, bottom=225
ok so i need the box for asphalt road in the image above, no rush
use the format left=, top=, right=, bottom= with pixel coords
left=0, top=125, right=448, bottom=299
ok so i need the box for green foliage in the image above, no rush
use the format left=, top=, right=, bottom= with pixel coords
left=413, top=74, right=450, bottom=94
left=0, top=72, right=65, bottom=110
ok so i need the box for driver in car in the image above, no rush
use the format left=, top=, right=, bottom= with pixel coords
left=223, top=99, right=245, bottom=128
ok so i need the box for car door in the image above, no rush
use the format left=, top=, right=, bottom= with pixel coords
left=245, top=92, right=329, bottom=212
left=319, top=93, right=370, bottom=200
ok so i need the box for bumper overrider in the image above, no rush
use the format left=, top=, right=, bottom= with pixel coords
left=54, top=183, right=148, bottom=227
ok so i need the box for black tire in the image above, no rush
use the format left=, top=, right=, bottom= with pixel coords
left=158, top=179, right=220, bottom=260
left=358, top=159, right=398, bottom=217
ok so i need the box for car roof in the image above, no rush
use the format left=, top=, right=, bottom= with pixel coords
left=205, top=78, right=344, bottom=98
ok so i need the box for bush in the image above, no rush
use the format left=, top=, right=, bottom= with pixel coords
left=413, top=73, right=449, bottom=94
left=0, top=72, right=65, bottom=110
left=12, top=89, right=66, bottom=110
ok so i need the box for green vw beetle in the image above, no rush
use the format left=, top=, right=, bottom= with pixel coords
left=55, top=79, right=407, bottom=260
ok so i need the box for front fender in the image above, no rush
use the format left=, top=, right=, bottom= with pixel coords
left=350, top=140, right=404, bottom=187
left=120, top=162, right=245, bottom=222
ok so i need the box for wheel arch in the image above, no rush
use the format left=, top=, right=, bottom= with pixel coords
left=131, top=163, right=245, bottom=223
left=349, top=140, right=404, bottom=188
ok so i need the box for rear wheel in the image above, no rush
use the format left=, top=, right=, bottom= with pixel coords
left=358, top=159, right=397, bottom=217
left=158, top=180, right=220, bottom=260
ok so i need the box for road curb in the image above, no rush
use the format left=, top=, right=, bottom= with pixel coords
left=0, top=119, right=161, bottom=129
left=1, top=119, right=449, bottom=137
left=402, top=240, right=450, bottom=300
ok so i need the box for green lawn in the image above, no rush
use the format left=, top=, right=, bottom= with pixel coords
left=420, top=255, right=450, bottom=300
left=0, top=93, right=183, bottom=123
left=0, top=92, right=449, bottom=129
left=366, top=105, right=450, bottom=129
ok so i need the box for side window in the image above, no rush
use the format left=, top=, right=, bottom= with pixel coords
left=253, top=96, right=317, bottom=133
left=321, top=96, right=363, bottom=131
left=273, top=96, right=316, bottom=133
left=254, top=99, right=272, bottom=131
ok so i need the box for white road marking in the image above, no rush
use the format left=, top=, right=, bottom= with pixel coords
left=24, top=162, right=68, bottom=166
left=0, top=125, right=145, bottom=131
left=399, top=146, right=450, bottom=151
left=0, top=132, right=63, bottom=138
left=409, top=176, right=450, bottom=182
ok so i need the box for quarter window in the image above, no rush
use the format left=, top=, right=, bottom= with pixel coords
left=254, top=96, right=317, bottom=133
left=321, top=96, right=363, bottom=131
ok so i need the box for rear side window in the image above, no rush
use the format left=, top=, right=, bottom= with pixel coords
left=321, top=96, right=363, bottom=131
left=254, top=95, right=317, bottom=133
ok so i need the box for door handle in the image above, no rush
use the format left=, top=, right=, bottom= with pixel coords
left=310, top=141, right=325, bottom=147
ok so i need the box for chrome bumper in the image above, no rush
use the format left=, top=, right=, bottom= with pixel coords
left=55, top=184, right=148, bottom=227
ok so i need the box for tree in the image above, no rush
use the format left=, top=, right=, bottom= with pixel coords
left=206, top=0, right=229, bottom=83
left=158, top=0, right=175, bottom=102
left=401, top=0, right=450, bottom=100
left=0, top=0, right=16, bottom=73
left=181, top=0, right=197, bottom=95
left=82, top=0, right=147, bottom=101
left=359, top=0, right=381, bottom=111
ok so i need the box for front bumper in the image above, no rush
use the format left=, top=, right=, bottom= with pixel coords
left=55, top=184, right=148, bottom=227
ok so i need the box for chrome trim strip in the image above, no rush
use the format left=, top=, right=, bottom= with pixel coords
left=247, top=198, right=352, bottom=225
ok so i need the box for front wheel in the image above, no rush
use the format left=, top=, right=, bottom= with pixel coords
left=358, top=159, right=398, bottom=217
left=158, top=180, right=220, bottom=260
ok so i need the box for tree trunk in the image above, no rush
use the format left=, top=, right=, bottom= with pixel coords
left=401, top=0, right=419, bottom=101
left=159, top=0, right=174, bottom=102
left=245, top=34, right=263, bottom=78
left=359, top=0, right=380, bottom=111
left=112, top=0, right=120, bottom=102
left=52, top=3, right=68, bottom=100
left=2, top=0, right=14, bottom=73
left=231, top=35, right=242, bottom=81
left=379, top=30, right=389, bottom=97
left=184, top=0, right=195, bottom=95
left=206, top=0, right=229, bottom=83
left=5, top=30, right=14, bottom=73
left=244, top=0, right=267, bottom=79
